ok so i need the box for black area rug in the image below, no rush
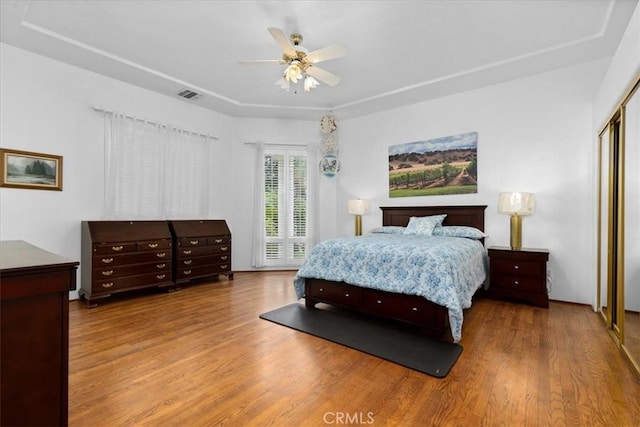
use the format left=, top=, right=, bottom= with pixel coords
left=259, top=303, right=462, bottom=378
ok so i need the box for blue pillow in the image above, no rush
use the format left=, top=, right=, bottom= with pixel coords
left=433, top=225, right=487, bottom=239
left=371, top=226, right=407, bottom=234
left=403, top=215, right=447, bottom=236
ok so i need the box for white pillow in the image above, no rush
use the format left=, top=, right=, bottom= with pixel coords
left=433, top=225, right=487, bottom=239
left=403, top=214, right=447, bottom=236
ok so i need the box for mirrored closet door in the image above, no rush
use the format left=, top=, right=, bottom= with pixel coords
left=597, top=77, right=640, bottom=377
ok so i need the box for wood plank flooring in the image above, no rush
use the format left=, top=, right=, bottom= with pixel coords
left=68, top=272, right=640, bottom=426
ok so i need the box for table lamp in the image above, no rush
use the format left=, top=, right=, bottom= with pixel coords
left=498, top=192, right=535, bottom=250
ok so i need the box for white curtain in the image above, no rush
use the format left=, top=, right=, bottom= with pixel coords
left=103, top=112, right=212, bottom=219
left=251, top=142, right=266, bottom=267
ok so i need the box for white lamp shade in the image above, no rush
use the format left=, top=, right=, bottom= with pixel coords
left=348, top=199, right=369, bottom=215
left=498, top=192, right=535, bottom=216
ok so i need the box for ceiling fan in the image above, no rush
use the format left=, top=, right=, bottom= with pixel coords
left=241, top=27, right=348, bottom=92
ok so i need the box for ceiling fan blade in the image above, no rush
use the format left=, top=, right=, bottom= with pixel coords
left=268, top=27, right=295, bottom=56
left=306, top=66, right=341, bottom=86
left=306, top=43, right=348, bottom=64
left=239, top=59, right=284, bottom=65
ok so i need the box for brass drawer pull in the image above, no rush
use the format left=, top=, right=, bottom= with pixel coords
left=220, top=265, right=228, bottom=269
left=514, top=265, right=520, bottom=270
left=184, top=270, right=192, bottom=275
left=102, top=282, right=114, bottom=288
left=377, top=300, right=382, bottom=304
left=220, top=246, right=228, bottom=251
left=183, top=250, right=192, bottom=255
left=190, top=240, right=199, bottom=245
left=412, top=307, right=418, bottom=311
left=101, top=270, right=114, bottom=276
left=156, top=263, right=166, bottom=269
left=111, top=245, right=123, bottom=252
left=156, top=274, right=166, bottom=280
left=184, top=260, right=192, bottom=265
left=345, top=293, right=350, bottom=297
left=156, top=253, right=166, bottom=258
left=319, top=288, right=324, bottom=292
left=215, top=238, right=223, bottom=243
left=101, top=257, right=114, bottom=264
left=148, top=243, right=158, bottom=248
left=514, top=280, right=519, bottom=285
left=220, top=256, right=228, bottom=261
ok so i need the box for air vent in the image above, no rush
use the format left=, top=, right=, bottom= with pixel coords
left=177, top=89, right=202, bottom=100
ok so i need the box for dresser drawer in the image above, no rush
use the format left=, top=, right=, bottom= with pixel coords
left=136, top=239, right=171, bottom=251
left=208, top=235, right=231, bottom=245
left=94, top=261, right=170, bottom=279
left=93, top=242, right=137, bottom=254
left=177, top=246, right=213, bottom=257
left=362, top=289, right=446, bottom=324
left=211, top=244, right=231, bottom=254
left=92, top=271, right=172, bottom=293
left=176, top=264, right=230, bottom=280
left=179, top=237, right=208, bottom=247
left=93, top=250, right=171, bottom=267
left=489, top=274, right=541, bottom=293
left=492, top=259, right=541, bottom=277
left=177, top=255, right=229, bottom=268
left=306, top=280, right=362, bottom=307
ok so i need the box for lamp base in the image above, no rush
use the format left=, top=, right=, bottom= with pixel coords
left=355, top=215, right=362, bottom=236
left=510, top=215, right=522, bottom=250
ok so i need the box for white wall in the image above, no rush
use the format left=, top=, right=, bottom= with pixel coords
left=0, top=43, right=232, bottom=299
left=338, top=58, right=610, bottom=305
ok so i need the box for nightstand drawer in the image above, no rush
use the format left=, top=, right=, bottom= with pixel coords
left=490, top=274, right=541, bottom=292
left=492, top=259, right=541, bottom=277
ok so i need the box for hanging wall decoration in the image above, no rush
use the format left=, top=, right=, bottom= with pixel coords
left=388, top=131, right=478, bottom=198
left=319, top=114, right=341, bottom=177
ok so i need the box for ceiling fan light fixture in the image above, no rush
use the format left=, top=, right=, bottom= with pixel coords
left=275, top=76, right=291, bottom=92
left=303, top=75, right=319, bottom=92
left=284, top=62, right=303, bottom=83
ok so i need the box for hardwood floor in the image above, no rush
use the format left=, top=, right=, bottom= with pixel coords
left=68, top=272, right=640, bottom=426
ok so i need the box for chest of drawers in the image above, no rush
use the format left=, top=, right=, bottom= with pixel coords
left=80, top=221, right=174, bottom=307
left=169, top=220, right=233, bottom=285
left=1, top=241, right=78, bottom=426
left=487, top=246, right=550, bottom=307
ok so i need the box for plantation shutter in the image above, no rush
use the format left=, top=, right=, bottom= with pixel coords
left=263, top=149, right=308, bottom=266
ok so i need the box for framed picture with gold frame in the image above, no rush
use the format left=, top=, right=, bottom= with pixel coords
left=0, top=148, right=63, bottom=191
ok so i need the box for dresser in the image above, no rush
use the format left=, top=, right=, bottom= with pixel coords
left=487, top=246, right=550, bottom=308
left=80, top=221, right=174, bottom=307
left=0, top=240, right=79, bottom=426
left=169, top=220, right=233, bottom=285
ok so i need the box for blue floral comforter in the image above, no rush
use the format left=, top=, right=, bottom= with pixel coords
left=293, top=234, right=488, bottom=342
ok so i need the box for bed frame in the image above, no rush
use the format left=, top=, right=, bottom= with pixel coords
left=304, top=205, right=487, bottom=341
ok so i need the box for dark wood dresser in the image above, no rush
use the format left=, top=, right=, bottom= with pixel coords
left=80, top=221, right=174, bottom=307
left=0, top=240, right=79, bottom=426
left=487, top=246, right=550, bottom=308
left=169, top=220, right=233, bottom=285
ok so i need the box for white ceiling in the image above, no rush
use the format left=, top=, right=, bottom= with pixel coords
left=1, top=0, right=637, bottom=120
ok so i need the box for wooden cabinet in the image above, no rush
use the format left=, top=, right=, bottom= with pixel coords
left=80, top=221, right=174, bottom=307
left=169, top=220, right=233, bottom=285
left=0, top=240, right=79, bottom=427
left=487, top=246, right=550, bottom=308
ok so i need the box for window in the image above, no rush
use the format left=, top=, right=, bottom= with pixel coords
left=263, top=148, right=309, bottom=266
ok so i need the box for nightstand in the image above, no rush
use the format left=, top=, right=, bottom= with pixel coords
left=487, top=246, right=550, bottom=308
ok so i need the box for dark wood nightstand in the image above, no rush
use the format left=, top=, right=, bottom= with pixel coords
left=487, top=246, right=550, bottom=308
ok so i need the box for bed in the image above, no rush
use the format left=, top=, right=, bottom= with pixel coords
left=293, top=205, right=488, bottom=342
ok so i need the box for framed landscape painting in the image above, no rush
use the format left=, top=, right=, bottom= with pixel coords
left=0, top=148, right=63, bottom=191
left=389, top=132, right=478, bottom=198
